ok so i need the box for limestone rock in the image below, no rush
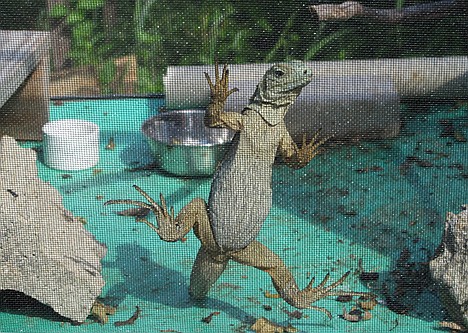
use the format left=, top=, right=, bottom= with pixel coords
left=429, top=205, right=468, bottom=326
left=0, top=135, right=106, bottom=322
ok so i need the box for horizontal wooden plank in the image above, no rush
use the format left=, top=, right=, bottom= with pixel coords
left=0, top=30, right=49, bottom=108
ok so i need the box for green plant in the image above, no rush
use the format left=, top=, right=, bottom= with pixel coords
left=135, top=0, right=238, bottom=92
left=50, top=0, right=468, bottom=94
left=134, top=0, right=354, bottom=93
left=50, top=0, right=118, bottom=94
left=0, top=0, right=46, bottom=30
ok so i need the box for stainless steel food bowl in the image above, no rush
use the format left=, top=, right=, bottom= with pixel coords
left=142, top=109, right=234, bottom=177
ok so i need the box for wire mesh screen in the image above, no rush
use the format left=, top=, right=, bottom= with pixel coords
left=0, top=1, right=467, bottom=332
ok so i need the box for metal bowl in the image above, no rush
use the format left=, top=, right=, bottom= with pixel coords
left=142, top=109, right=234, bottom=177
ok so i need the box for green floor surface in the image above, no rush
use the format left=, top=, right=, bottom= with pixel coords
left=2, top=98, right=467, bottom=333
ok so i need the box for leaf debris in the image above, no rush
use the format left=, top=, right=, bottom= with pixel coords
left=251, top=317, right=297, bottom=333
left=114, top=306, right=141, bottom=327
left=439, top=321, right=467, bottom=332
left=90, top=301, right=116, bottom=324
left=201, top=311, right=220, bottom=324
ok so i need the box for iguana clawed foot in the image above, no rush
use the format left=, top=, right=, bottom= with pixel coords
left=204, top=62, right=239, bottom=105
left=285, top=128, right=331, bottom=169
left=285, top=271, right=374, bottom=319
left=204, top=62, right=241, bottom=129
left=297, top=129, right=330, bottom=165
left=105, top=185, right=183, bottom=242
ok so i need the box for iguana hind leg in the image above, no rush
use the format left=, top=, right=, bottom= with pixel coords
left=229, top=241, right=371, bottom=318
left=172, top=198, right=230, bottom=299
left=189, top=246, right=229, bottom=299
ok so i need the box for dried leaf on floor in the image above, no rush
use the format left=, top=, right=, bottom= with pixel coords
left=114, top=306, right=141, bottom=327
left=358, top=296, right=378, bottom=310
left=201, top=311, right=220, bottom=324
left=250, top=317, right=297, bottom=333
left=90, top=301, right=116, bottom=324
left=341, top=307, right=372, bottom=322
left=439, top=321, right=467, bottom=332
left=263, top=291, right=280, bottom=299
left=106, top=137, right=116, bottom=150
left=282, top=309, right=304, bottom=319
left=336, top=295, right=353, bottom=302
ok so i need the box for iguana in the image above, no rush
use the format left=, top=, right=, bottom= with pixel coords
left=106, top=61, right=371, bottom=317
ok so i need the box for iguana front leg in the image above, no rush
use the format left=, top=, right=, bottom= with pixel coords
left=204, top=63, right=244, bottom=131
left=105, top=185, right=213, bottom=246
left=280, top=129, right=329, bottom=169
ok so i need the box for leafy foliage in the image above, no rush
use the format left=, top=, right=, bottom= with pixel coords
left=50, top=0, right=135, bottom=94
left=0, top=0, right=46, bottom=30
left=135, top=0, right=467, bottom=92
left=134, top=0, right=352, bottom=91
left=6, top=0, right=467, bottom=93
left=50, top=0, right=113, bottom=93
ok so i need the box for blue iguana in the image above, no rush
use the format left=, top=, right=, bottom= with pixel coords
left=106, top=62, right=371, bottom=317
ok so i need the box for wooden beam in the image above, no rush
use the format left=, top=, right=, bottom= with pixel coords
left=309, top=0, right=467, bottom=22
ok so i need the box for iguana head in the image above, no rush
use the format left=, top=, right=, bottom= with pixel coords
left=248, top=61, right=312, bottom=125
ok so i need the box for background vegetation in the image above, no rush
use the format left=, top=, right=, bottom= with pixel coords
left=3, top=0, right=468, bottom=93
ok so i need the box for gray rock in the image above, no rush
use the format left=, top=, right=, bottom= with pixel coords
left=0, top=135, right=106, bottom=322
left=429, top=205, right=468, bottom=326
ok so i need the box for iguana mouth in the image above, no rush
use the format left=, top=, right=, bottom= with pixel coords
left=283, top=78, right=311, bottom=94
left=293, top=86, right=304, bottom=92
left=287, top=85, right=306, bottom=94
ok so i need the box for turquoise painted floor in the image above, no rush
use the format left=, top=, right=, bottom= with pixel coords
left=2, top=98, right=467, bottom=332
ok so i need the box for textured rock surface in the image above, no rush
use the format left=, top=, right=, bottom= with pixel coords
left=430, top=205, right=468, bottom=326
left=0, top=135, right=106, bottom=322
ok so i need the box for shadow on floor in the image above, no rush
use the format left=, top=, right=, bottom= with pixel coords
left=102, top=243, right=252, bottom=322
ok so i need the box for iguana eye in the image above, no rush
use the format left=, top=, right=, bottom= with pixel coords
left=274, top=70, right=285, bottom=77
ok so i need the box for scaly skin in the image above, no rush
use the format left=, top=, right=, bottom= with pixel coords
left=106, top=62, right=373, bottom=318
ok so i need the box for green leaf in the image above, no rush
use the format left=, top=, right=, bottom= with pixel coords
left=66, top=12, right=84, bottom=24
left=395, top=0, right=405, bottom=10
left=98, top=60, right=117, bottom=86
left=257, top=18, right=272, bottom=32
left=136, top=31, right=156, bottom=43
left=72, top=21, right=94, bottom=39
left=77, top=0, right=104, bottom=10
left=49, top=4, right=68, bottom=18
left=304, top=29, right=348, bottom=60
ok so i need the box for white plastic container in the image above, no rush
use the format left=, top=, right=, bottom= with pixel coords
left=42, top=119, right=99, bottom=171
